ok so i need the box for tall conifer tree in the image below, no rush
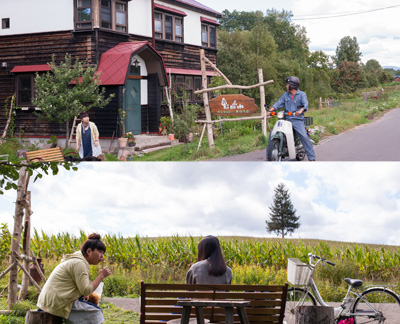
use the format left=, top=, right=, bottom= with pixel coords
left=266, top=183, right=300, bottom=238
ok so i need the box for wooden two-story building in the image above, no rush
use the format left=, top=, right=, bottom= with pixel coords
left=0, top=0, right=221, bottom=139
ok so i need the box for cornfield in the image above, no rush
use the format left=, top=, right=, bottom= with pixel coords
left=1, top=225, right=400, bottom=300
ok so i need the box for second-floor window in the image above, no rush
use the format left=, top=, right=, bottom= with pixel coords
left=75, top=0, right=128, bottom=33
left=154, top=11, right=184, bottom=43
left=76, top=0, right=92, bottom=29
left=201, top=24, right=216, bottom=48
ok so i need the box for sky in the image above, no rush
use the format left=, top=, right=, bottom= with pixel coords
left=198, top=0, right=400, bottom=68
left=1, top=162, right=400, bottom=246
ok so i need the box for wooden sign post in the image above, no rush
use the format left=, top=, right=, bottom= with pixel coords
left=200, top=49, right=214, bottom=149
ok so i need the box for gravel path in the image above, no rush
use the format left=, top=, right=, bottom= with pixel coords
left=103, top=297, right=140, bottom=312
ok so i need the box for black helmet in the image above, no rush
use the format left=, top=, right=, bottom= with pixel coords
left=285, top=76, right=300, bottom=90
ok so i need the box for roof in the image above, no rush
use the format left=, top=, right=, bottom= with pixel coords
left=160, top=0, right=222, bottom=17
left=11, top=64, right=52, bottom=73
left=97, top=41, right=168, bottom=86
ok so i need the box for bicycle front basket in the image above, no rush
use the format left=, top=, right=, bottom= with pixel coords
left=287, top=258, right=312, bottom=285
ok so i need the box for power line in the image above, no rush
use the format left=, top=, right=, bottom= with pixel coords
left=219, top=3, right=400, bottom=22
left=292, top=3, right=400, bottom=21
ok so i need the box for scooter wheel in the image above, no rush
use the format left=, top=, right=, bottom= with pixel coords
left=296, top=150, right=305, bottom=161
left=268, top=138, right=282, bottom=161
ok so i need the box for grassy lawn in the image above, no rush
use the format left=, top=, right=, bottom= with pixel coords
left=0, top=299, right=139, bottom=324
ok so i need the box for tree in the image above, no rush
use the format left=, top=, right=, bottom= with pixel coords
left=266, top=183, right=300, bottom=238
left=32, top=54, right=114, bottom=146
left=335, top=36, right=362, bottom=66
left=331, top=61, right=365, bottom=93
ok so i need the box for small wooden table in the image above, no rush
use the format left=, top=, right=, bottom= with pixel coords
left=176, top=300, right=251, bottom=324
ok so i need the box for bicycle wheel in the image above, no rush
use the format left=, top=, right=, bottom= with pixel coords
left=352, top=287, right=400, bottom=323
left=286, top=287, right=317, bottom=323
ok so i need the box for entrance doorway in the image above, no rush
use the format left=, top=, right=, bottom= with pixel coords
left=124, top=66, right=141, bottom=134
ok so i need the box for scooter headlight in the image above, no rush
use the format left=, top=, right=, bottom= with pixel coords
left=277, top=111, right=284, bottom=119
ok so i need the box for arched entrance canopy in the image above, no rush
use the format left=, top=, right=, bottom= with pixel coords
left=96, top=41, right=168, bottom=86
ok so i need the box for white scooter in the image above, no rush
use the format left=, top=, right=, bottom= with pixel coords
left=267, top=106, right=313, bottom=161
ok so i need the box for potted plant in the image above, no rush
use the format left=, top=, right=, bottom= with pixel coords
left=125, top=132, right=136, bottom=147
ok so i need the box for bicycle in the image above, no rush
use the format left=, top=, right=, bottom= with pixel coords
left=286, top=253, right=400, bottom=323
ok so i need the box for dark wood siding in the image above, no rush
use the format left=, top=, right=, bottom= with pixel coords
left=143, top=73, right=161, bottom=133
left=91, top=86, right=122, bottom=138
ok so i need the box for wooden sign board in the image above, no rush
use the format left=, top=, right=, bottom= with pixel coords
left=209, top=94, right=258, bottom=116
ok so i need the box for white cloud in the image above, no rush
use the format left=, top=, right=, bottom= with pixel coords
left=1, top=163, right=400, bottom=245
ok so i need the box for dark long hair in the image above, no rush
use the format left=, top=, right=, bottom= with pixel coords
left=197, top=235, right=227, bottom=276
left=81, top=233, right=106, bottom=257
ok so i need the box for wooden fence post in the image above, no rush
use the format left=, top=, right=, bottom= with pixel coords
left=200, top=49, right=215, bottom=149
left=258, top=69, right=267, bottom=137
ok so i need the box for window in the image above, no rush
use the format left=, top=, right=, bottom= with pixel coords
left=115, top=1, right=127, bottom=32
left=154, top=11, right=184, bottom=43
left=74, top=0, right=127, bottom=33
left=76, top=0, right=92, bottom=29
left=17, top=75, right=34, bottom=106
left=101, top=0, right=112, bottom=29
left=201, top=24, right=216, bottom=48
left=2, top=18, right=10, bottom=29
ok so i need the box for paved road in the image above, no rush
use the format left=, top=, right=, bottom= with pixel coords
left=208, top=108, right=400, bottom=162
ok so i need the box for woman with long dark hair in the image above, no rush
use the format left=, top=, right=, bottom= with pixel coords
left=37, top=233, right=111, bottom=323
left=186, top=235, right=232, bottom=284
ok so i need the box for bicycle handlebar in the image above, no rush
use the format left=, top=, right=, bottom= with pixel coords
left=309, top=253, right=335, bottom=266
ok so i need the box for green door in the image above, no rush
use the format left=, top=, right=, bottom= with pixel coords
left=124, top=67, right=141, bottom=135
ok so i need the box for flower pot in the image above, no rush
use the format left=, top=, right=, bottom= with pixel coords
left=118, top=137, right=128, bottom=148
left=168, top=134, right=175, bottom=141
left=128, top=141, right=136, bottom=147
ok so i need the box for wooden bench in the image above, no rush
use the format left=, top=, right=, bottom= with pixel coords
left=24, top=147, right=75, bottom=162
left=140, top=282, right=288, bottom=324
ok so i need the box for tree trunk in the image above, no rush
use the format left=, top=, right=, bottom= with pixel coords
left=295, top=306, right=334, bottom=324
left=25, top=311, right=63, bottom=324
left=19, top=191, right=32, bottom=300
left=65, top=119, right=70, bottom=148
left=8, top=167, right=29, bottom=309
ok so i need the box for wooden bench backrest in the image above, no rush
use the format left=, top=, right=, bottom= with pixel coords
left=24, top=147, right=65, bottom=162
left=140, top=282, right=288, bottom=324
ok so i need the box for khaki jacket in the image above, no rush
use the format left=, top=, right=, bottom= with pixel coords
left=37, top=251, right=94, bottom=318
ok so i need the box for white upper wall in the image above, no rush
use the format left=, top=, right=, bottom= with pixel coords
left=0, top=0, right=219, bottom=47
left=128, top=0, right=153, bottom=38
left=0, top=0, right=73, bottom=35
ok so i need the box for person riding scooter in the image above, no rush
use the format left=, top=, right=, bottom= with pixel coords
left=266, top=76, right=316, bottom=161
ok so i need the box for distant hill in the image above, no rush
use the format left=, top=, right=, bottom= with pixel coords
left=383, top=66, right=400, bottom=70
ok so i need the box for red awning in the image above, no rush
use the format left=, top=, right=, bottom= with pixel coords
left=11, top=64, right=52, bottom=73
left=200, top=17, right=220, bottom=26
left=166, top=68, right=217, bottom=77
left=154, top=3, right=187, bottom=16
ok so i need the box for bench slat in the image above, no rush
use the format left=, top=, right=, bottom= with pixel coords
left=25, top=147, right=65, bottom=162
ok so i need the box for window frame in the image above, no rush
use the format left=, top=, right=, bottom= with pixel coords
left=16, top=74, right=35, bottom=107
left=201, top=23, right=217, bottom=48
left=154, top=10, right=184, bottom=43
left=75, top=0, right=93, bottom=30
left=100, top=0, right=112, bottom=30
left=74, top=0, right=128, bottom=33
left=115, top=1, right=128, bottom=32
left=2, top=18, right=10, bottom=29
